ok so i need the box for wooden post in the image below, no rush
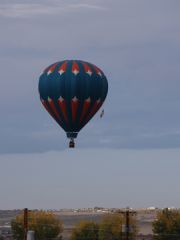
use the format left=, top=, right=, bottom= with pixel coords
left=24, top=208, right=28, bottom=240
left=125, top=209, right=130, bottom=240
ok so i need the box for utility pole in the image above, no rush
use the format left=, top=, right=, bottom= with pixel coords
left=125, top=209, right=129, bottom=240
left=117, top=208, right=136, bottom=240
left=24, top=208, right=28, bottom=240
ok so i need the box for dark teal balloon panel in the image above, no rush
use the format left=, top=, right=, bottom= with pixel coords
left=38, top=60, right=108, bottom=139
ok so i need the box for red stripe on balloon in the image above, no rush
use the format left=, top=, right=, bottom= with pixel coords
left=48, top=98, right=61, bottom=122
left=92, top=64, right=103, bottom=76
left=80, top=100, right=91, bottom=123
left=58, top=61, right=67, bottom=74
left=71, top=98, right=79, bottom=122
left=72, top=61, right=80, bottom=75
left=58, top=98, right=68, bottom=123
left=82, top=62, right=92, bottom=75
left=85, top=100, right=102, bottom=122
left=46, top=63, right=58, bottom=74
left=41, top=99, right=59, bottom=122
left=41, top=99, right=53, bottom=116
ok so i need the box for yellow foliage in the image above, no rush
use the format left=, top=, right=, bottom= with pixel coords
left=11, top=210, right=63, bottom=240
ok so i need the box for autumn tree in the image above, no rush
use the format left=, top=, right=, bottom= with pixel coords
left=71, top=221, right=99, bottom=240
left=11, top=211, right=63, bottom=240
left=71, top=213, right=138, bottom=240
left=98, top=213, right=123, bottom=240
left=99, top=213, right=137, bottom=240
left=153, top=208, right=180, bottom=240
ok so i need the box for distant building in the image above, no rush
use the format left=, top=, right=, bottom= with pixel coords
left=147, top=207, right=156, bottom=210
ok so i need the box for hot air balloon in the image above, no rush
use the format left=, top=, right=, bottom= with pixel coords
left=38, top=60, right=108, bottom=148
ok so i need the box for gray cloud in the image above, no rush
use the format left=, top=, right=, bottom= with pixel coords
left=0, top=1, right=106, bottom=18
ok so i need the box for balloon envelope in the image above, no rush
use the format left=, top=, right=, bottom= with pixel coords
left=38, top=60, right=108, bottom=140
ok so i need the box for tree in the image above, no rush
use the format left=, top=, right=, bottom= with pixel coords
left=153, top=208, right=180, bottom=240
left=11, top=211, right=63, bottom=240
left=99, top=213, right=138, bottom=240
left=71, top=221, right=99, bottom=240
left=98, top=213, right=123, bottom=240
left=70, top=213, right=138, bottom=240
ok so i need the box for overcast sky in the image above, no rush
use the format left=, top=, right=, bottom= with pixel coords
left=1, top=149, right=180, bottom=210
left=0, top=0, right=180, bottom=209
